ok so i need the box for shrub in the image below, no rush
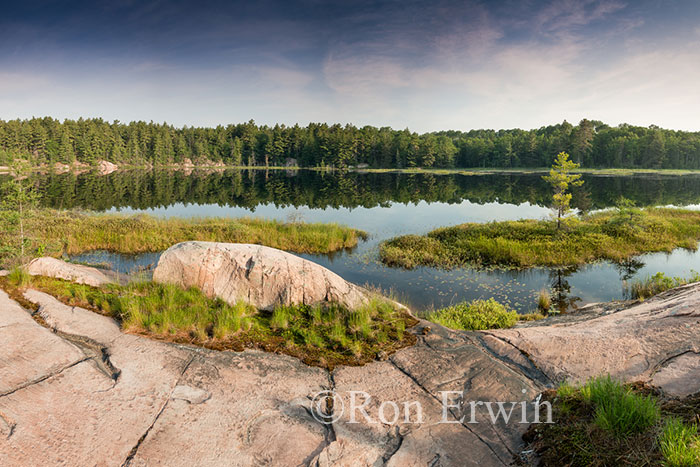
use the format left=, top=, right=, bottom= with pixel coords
left=427, top=298, right=518, bottom=331
left=659, top=418, right=700, bottom=467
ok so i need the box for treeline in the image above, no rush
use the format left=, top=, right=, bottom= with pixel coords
left=1, top=117, right=700, bottom=169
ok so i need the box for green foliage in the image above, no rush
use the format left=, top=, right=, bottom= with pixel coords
left=556, top=381, right=577, bottom=399
left=426, top=298, right=518, bottom=331
left=542, top=152, right=584, bottom=229
left=7, top=267, right=30, bottom=287
left=1, top=159, right=40, bottom=261
left=578, top=375, right=660, bottom=438
left=1, top=117, right=700, bottom=170
left=380, top=207, right=700, bottom=269
left=3, top=275, right=416, bottom=369
left=537, top=289, right=551, bottom=312
left=527, top=378, right=700, bottom=466
left=625, top=271, right=700, bottom=300
left=0, top=208, right=366, bottom=268
left=659, top=418, right=700, bottom=467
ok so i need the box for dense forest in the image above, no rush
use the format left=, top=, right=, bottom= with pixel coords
left=1, top=117, right=700, bottom=169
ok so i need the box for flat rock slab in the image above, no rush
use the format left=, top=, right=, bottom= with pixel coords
left=24, top=289, right=122, bottom=346
left=25, top=257, right=113, bottom=287
left=0, top=290, right=85, bottom=396
left=490, top=283, right=700, bottom=394
left=651, top=352, right=700, bottom=397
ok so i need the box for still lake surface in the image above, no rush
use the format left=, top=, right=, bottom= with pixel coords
left=33, top=168, right=700, bottom=313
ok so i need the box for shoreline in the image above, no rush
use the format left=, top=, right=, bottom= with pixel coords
left=5, top=163, right=700, bottom=177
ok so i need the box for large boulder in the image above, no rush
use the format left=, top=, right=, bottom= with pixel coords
left=25, top=257, right=113, bottom=287
left=153, top=241, right=369, bottom=310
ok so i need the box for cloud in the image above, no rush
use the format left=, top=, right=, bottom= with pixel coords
left=535, top=0, right=627, bottom=36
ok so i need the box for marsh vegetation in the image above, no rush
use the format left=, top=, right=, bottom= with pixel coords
left=380, top=208, right=700, bottom=269
left=0, top=208, right=366, bottom=269
left=1, top=272, right=416, bottom=369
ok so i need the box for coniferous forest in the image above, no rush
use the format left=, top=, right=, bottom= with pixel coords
left=1, top=117, right=700, bottom=169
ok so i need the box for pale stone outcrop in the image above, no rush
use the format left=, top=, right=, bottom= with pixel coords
left=489, top=283, right=700, bottom=396
left=153, top=241, right=370, bottom=311
left=25, top=257, right=113, bottom=287
left=96, top=159, right=118, bottom=175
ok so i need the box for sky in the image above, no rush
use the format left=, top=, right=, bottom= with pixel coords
left=1, top=0, right=700, bottom=132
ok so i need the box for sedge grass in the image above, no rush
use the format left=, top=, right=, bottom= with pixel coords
left=1, top=274, right=416, bottom=369
left=380, top=207, right=700, bottom=269
left=0, top=208, right=366, bottom=268
left=624, top=271, right=700, bottom=300
left=525, top=377, right=700, bottom=466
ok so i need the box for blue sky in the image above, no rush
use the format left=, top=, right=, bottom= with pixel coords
left=2, top=0, right=700, bottom=131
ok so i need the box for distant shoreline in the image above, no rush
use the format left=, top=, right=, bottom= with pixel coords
left=4, top=162, right=700, bottom=177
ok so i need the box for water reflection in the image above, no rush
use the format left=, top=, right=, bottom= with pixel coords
left=21, top=168, right=700, bottom=313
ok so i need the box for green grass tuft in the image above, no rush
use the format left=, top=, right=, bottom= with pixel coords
left=659, top=418, right=700, bottom=467
left=7, top=267, right=30, bottom=287
left=0, top=274, right=416, bottom=369
left=426, top=298, right=518, bottom=331
left=537, top=289, right=551, bottom=312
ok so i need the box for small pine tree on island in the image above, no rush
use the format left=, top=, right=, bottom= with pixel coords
left=542, top=152, right=584, bottom=230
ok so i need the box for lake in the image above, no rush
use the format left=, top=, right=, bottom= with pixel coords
left=30, top=168, right=700, bottom=313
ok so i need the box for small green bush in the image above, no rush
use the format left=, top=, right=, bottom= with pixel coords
left=427, top=298, right=518, bottom=331
left=660, top=418, right=700, bottom=467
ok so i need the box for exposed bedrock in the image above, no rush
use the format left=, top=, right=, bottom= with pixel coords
left=1, top=270, right=699, bottom=465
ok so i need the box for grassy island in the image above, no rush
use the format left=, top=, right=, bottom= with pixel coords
left=0, top=208, right=366, bottom=268
left=380, top=207, right=700, bottom=269
left=1, top=272, right=416, bottom=369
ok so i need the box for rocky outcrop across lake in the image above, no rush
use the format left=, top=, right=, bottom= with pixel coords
left=1, top=272, right=699, bottom=464
left=153, top=241, right=371, bottom=311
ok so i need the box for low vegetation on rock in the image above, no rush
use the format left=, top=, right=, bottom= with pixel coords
left=380, top=207, right=700, bottom=269
left=523, top=376, right=700, bottom=466
left=0, top=272, right=415, bottom=369
left=0, top=208, right=366, bottom=268
left=624, top=271, right=700, bottom=300
left=425, top=298, right=543, bottom=331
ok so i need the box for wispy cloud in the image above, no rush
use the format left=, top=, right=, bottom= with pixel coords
left=1, top=0, right=700, bottom=131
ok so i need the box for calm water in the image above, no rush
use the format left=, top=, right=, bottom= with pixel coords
left=31, top=168, right=700, bottom=313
